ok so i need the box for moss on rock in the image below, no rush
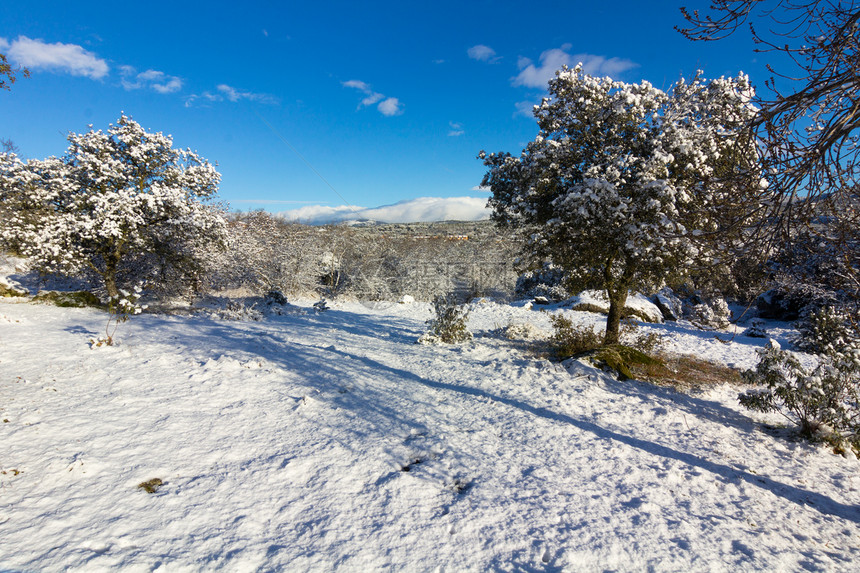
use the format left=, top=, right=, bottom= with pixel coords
left=0, top=283, right=29, bottom=298
left=580, top=344, right=664, bottom=380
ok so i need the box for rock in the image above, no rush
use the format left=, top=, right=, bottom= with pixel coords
left=567, top=290, right=664, bottom=323
left=756, top=289, right=802, bottom=321
left=652, top=288, right=683, bottom=321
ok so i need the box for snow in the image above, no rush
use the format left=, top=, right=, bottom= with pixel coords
left=2, top=296, right=860, bottom=571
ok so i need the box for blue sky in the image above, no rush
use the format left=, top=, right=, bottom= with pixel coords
left=1, top=0, right=766, bottom=219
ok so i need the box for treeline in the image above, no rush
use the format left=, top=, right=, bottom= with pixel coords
left=207, top=211, right=521, bottom=302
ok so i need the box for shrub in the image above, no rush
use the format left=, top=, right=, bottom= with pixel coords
left=31, top=290, right=103, bottom=308
left=421, top=294, right=472, bottom=344
left=91, top=285, right=146, bottom=347
left=549, top=314, right=602, bottom=360
left=216, top=301, right=263, bottom=322
left=515, top=263, right=569, bottom=302
left=794, top=306, right=858, bottom=356
left=742, top=319, right=768, bottom=338
left=622, top=322, right=665, bottom=355
left=740, top=340, right=860, bottom=443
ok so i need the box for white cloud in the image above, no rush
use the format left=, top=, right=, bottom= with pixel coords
left=471, top=185, right=490, bottom=192
left=278, top=196, right=491, bottom=224
left=361, top=93, right=385, bottom=106
left=0, top=38, right=9, bottom=51
left=377, top=97, right=402, bottom=116
left=513, top=44, right=637, bottom=88
left=120, top=66, right=183, bottom=94
left=343, top=79, right=402, bottom=117
left=448, top=121, right=464, bottom=137
left=3, top=35, right=108, bottom=79
left=186, top=84, right=277, bottom=106
left=343, top=79, right=371, bottom=91
left=467, top=44, right=499, bottom=63
left=217, top=83, right=277, bottom=103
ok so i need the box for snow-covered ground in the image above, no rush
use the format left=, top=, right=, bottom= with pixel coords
left=2, top=295, right=859, bottom=571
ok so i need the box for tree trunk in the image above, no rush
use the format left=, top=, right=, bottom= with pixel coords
left=103, top=250, right=121, bottom=299
left=604, top=287, right=629, bottom=345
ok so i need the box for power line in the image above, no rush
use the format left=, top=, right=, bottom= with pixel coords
left=251, top=108, right=360, bottom=216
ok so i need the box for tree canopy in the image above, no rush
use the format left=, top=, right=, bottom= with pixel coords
left=0, top=115, right=228, bottom=298
left=481, top=66, right=763, bottom=343
left=679, top=1, right=860, bottom=231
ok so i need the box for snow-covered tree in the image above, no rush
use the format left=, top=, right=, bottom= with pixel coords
left=481, top=66, right=763, bottom=343
left=1, top=115, right=227, bottom=297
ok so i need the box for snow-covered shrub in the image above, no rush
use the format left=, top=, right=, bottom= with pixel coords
left=549, top=314, right=603, bottom=360
left=755, top=288, right=807, bottom=321
left=740, top=340, right=860, bottom=443
left=92, top=284, right=147, bottom=347
left=501, top=321, right=548, bottom=341
left=313, top=298, right=330, bottom=313
left=687, top=297, right=731, bottom=329
left=621, top=324, right=665, bottom=355
left=794, top=306, right=858, bottom=356
left=515, top=263, right=569, bottom=302
left=742, top=319, right=767, bottom=338
left=216, top=301, right=263, bottom=322
left=420, top=295, right=472, bottom=344
left=264, top=290, right=288, bottom=306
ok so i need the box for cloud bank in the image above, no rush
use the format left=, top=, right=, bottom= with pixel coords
left=1, top=35, right=108, bottom=79
left=277, top=196, right=491, bottom=225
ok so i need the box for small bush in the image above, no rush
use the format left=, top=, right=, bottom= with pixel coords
left=515, top=263, right=569, bottom=302
left=621, top=319, right=665, bottom=354
left=740, top=340, right=860, bottom=443
left=794, top=306, right=858, bottom=356
left=91, top=285, right=147, bottom=347
left=421, top=295, right=472, bottom=344
left=549, top=314, right=602, bottom=360
left=217, top=301, right=263, bottom=322
left=137, top=478, right=163, bottom=494
left=742, top=319, right=768, bottom=338
left=31, top=290, right=103, bottom=308
left=500, top=321, right=547, bottom=341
